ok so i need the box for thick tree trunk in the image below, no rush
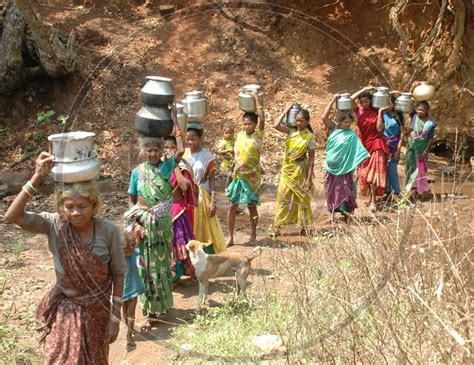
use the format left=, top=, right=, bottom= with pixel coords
left=0, top=0, right=76, bottom=95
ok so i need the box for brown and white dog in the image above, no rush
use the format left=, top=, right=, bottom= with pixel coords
left=185, top=240, right=262, bottom=310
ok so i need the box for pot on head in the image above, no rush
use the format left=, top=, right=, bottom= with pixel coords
left=336, top=93, right=353, bottom=111
left=238, top=84, right=264, bottom=113
left=412, top=81, right=435, bottom=101
left=372, top=87, right=390, bottom=109
left=395, top=92, right=414, bottom=113
left=176, top=103, right=188, bottom=133
left=135, top=105, right=174, bottom=137
left=181, top=91, right=207, bottom=122
left=286, top=103, right=301, bottom=127
left=140, top=76, right=175, bottom=106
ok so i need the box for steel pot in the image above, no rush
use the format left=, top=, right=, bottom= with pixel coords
left=140, top=76, right=175, bottom=106
left=51, top=158, right=101, bottom=183
left=181, top=91, right=207, bottom=122
left=336, top=93, right=353, bottom=111
left=372, top=87, right=390, bottom=109
left=395, top=92, right=414, bottom=113
left=413, top=81, right=435, bottom=101
left=286, top=103, right=301, bottom=127
left=176, top=103, right=188, bottom=133
left=48, top=131, right=96, bottom=162
left=135, top=105, right=174, bottom=137
left=238, top=84, right=264, bottom=113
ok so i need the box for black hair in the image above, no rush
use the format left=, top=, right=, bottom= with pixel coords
left=164, top=136, right=177, bottom=144
left=390, top=94, right=397, bottom=104
left=358, top=91, right=372, bottom=101
left=336, top=110, right=355, bottom=124
left=187, top=127, right=204, bottom=138
left=418, top=101, right=430, bottom=111
left=242, top=112, right=258, bottom=124
left=297, top=109, right=314, bottom=133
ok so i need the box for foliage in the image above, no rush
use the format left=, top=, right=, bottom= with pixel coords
left=36, top=110, right=56, bottom=124
left=11, top=235, right=25, bottom=261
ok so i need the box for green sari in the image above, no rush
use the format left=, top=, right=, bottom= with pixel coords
left=137, top=161, right=174, bottom=315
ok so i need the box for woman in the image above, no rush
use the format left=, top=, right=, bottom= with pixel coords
left=405, top=101, right=437, bottom=197
left=164, top=136, right=196, bottom=285
left=323, top=110, right=370, bottom=215
left=351, top=86, right=388, bottom=211
left=273, top=103, right=315, bottom=234
left=183, top=125, right=225, bottom=254
left=128, top=128, right=184, bottom=330
left=5, top=152, right=126, bottom=363
left=381, top=95, right=404, bottom=201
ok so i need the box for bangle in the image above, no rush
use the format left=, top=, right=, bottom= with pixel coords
left=22, top=186, right=33, bottom=198
left=26, top=181, right=38, bottom=193
left=256, top=106, right=263, bottom=109
left=110, top=314, right=121, bottom=323
left=112, top=296, right=123, bottom=304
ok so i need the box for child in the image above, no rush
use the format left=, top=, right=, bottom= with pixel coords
left=216, top=124, right=235, bottom=189
left=163, top=136, right=196, bottom=286
left=226, top=89, right=265, bottom=246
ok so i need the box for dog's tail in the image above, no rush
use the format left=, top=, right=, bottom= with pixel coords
left=246, top=246, right=262, bottom=261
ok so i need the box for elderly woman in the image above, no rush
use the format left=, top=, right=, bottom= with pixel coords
left=5, top=152, right=127, bottom=364
left=406, top=101, right=437, bottom=197
left=128, top=120, right=184, bottom=330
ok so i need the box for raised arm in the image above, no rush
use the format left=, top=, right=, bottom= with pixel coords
left=173, top=166, right=190, bottom=192
left=171, top=103, right=184, bottom=161
left=253, top=89, right=265, bottom=131
left=377, top=106, right=389, bottom=133
left=5, top=152, right=54, bottom=227
left=273, top=103, right=292, bottom=133
left=351, top=86, right=374, bottom=101
left=322, top=94, right=338, bottom=130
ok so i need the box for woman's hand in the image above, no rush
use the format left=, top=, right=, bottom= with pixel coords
left=303, top=178, right=313, bottom=191
left=283, top=102, right=293, bottom=113
left=34, top=152, right=55, bottom=179
left=208, top=199, right=216, bottom=217
left=106, top=319, right=120, bottom=344
left=393, top=149, right=401, bottom=162
left=251, top=89, right=259, bottom=101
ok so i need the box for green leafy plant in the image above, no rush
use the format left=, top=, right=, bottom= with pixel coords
left=57, top=114, right=69, bottom=124
left=36, top=110, right=56, bottom=124
left=12, top=235, right=24, bottom=260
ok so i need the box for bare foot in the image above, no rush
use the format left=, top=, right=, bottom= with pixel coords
left=249, top=234, right=257, bottom=244
left=226, top=239, right=234, bottom=248
left=127, top=331, right=136, bottom=347
left=369, top=204, right=377, bottom=213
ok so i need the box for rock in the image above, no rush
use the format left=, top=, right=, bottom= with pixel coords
left=251, top=334, right=284, bottom=355
left=159, top=4, right=175, bottom=15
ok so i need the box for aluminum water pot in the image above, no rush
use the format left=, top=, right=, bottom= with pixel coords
left=135, top=105, right=173, bottom=137
left=395, top=92, right=414, bottom=113
left=372, top=87, right=390, bottom=109
left=176, top=103, right=188, bottom=133
left=413, top=81, right=435, bottom=101
left=286, top=103, right=301, bottom=127
left=181, top=91, right=207, bottom=122
left=336, top=93, right=353, bottom=110
left=140, top=76, right=175, bottom=106
left=238, top=84, right=264, bottom=113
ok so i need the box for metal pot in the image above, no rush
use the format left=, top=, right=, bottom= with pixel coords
left=140, top=76, right=175, bottom=106
left=336, top=93, right=353, bottom=110
left=372, top=87, right=390, bottom=109
left=176, top=103, right=188, bottom=133
left=286, top=103, right=301, bottom=127
left=238, top=84, right=264, bottom=113
left=395, top=92, right=414, bottom=113
left=181, top=91, right=207, bottom=122
left=48, top=131, right=96, bottom=162
left=135, top=105, right=174, bottom=137
left=413, top=81, right=435, bottom=101
left=47, top=131, right=100, bottom=183
left=51, top=159, right=101, bottom=183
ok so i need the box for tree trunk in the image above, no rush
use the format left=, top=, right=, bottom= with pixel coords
left=0, top=0, right=77, bottom=95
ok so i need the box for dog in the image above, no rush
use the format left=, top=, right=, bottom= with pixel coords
left=185, top=240, right=262, bottom=311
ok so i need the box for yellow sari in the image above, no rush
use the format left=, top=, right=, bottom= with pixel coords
left=233, top=130, right=264, bottom=192
left=274, top=128, right=315, bottom=227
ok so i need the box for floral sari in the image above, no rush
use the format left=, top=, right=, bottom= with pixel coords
left=405, top=115, right=437, bottom=193
left=226, top=130, right=264, bottom=205
left=136, top=161, right=174, bottom=315
left=274, top=128, right=315, bottom=227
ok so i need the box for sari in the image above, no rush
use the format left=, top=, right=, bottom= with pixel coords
left=217, top=138, right=235, bottom=174
left=170, top=163, right=196, bottom=281
left=36, top=220, right=113, bottom=364
left=355, top=107, right=388, bottom=196
left=274, top=128, right=315, bottom=227
left=405, top=115, right=437, bottom=193
left=383, top=111, right=403, bottom=195
left=325, top=129, right=370, bottom=213
left=136, top=161, right=174, bottom=315
left=226, top=130, right=264, bottom=205
left=183, top=148, right=225, bottom=254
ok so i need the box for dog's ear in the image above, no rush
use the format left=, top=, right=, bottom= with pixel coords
left=187, top=240, right=196, bottom=252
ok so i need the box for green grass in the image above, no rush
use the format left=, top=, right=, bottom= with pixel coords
left=172, top=293, right=292, bottom=362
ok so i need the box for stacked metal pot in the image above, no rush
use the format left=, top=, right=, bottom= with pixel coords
left=180, top=90, right=207, bottom=129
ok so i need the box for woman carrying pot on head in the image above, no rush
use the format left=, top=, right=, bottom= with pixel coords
left=405, top=101, right=437, bottom=198
left=380, top=94, right=404, bottom=202
left=127, top=108, right=185, bottom=331
left=273, top=103, right=315, bottom=235
left=323, top=106, right=370, bottom=217
left=183, top=125, right=225, bottom=254
left=5, top=153, right=127, bottom=364
left=351, top=86, right=388, bottom=211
